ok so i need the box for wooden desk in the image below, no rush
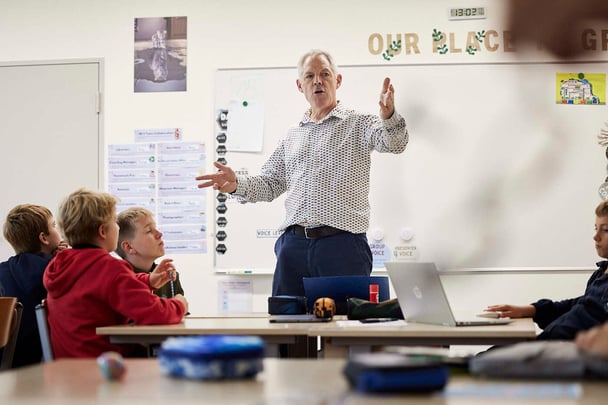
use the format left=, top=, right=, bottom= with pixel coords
left=97, top=317, right=536, bottom=358
left=310, top=318, right=537, bottom=357
left=0, top=358, right=600, bottom=404
left=96, top=317, right=316, bottom=357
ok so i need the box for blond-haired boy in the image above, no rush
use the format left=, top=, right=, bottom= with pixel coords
left=43, top=188, right=188, bottom=358
left=116, top=207, right=185, bottom=299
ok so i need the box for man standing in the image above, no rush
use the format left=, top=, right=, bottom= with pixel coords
left=196, top=49, right=408, bottom=296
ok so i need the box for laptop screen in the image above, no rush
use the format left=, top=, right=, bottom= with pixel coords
left=385, top=262, right=458, bottom=326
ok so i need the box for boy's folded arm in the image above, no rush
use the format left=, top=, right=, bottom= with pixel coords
left=532, top=297, right=580, bottom=329
left=134, top=272, right=152, bottom=290
left=109, top=269, right=185, bottom=324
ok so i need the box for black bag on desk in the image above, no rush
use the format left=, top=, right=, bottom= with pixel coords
left=346, top=297, right=404, bottom=320
left=267, top=295, right=308, bottom=315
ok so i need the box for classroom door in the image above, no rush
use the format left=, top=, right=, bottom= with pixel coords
left=0, top=60, right=101, bottom=259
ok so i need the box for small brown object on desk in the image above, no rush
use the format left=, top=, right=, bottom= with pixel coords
left=314, top=297, right=336, bottom=319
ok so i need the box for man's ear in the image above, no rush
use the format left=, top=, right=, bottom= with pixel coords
left=296, top=79, right=303, bottom=93
left=336, top=73, right=342, bottom=89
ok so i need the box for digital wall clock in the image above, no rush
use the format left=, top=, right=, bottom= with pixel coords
left=448, top=7, right=486, bottom=20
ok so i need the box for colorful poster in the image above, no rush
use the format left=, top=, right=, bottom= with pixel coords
left=556, top=72, right=606, bottom=105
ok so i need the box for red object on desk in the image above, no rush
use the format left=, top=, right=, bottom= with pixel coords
left=369, top=284, right=379, bottom=303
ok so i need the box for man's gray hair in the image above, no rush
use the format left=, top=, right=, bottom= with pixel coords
left=297, top=49, right=339, bottom=78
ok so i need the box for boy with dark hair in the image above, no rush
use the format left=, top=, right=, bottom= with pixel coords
left=115, top=207, right=185, bottom=299
left=0, top=204, right=67, bottom=368
left=486, top=199, right=608, bottom=339
left=43, top=188, right=188, bottom=358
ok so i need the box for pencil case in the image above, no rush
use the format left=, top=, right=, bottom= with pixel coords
left=346, top=297, right=404, bottom=320
left=158, top=335, right=265, bottom=380
left=267, top=295, right=308, bottom=314
left=343, top=352, right=449, bottom=393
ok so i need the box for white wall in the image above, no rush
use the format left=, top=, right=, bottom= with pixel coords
left=0, top=0, right=604, bottom=315
left=440, top=270, right=591, bottom=315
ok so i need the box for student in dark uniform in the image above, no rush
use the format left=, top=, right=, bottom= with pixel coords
left=0, top=204, right=67, bottom=368
left=486, top=199, right=608, bottom=340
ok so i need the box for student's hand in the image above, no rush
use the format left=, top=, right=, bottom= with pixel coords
left=173, top=294, right=189, bottom=315
left=195, top=161, right=237, bottom=193
left=484, top=304, right=536, bottom=318
left=379, top=77, right=395, bottom=119
left=52, top=240, right=69, bottom=256
left=149, top=258, right=176, bottom=289
left=575, top=322, right=608, bottom=358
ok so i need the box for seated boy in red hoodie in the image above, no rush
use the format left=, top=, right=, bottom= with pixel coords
left=43, top=188, right=188, bottom=358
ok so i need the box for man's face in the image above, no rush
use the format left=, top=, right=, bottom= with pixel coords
left=593, top=215, right=608, bottom=259
left=296, top=54, right=342, bottom=115
left=130, top=215, right=165, bottom=261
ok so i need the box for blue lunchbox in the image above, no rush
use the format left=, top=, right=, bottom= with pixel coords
left=343, top=352, right=449, bottom=393
left=158, top=335, right=265, bottom=380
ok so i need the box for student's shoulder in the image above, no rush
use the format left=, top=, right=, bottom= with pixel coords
left=4, top=252, right=51, bottom=270
left=104, top=254, right=134, bottom=270
left=597, top=261, right=608, bottom=270
left=73, top=249, right=132, bottom=273
left=591, top=262, right=608, bottom=279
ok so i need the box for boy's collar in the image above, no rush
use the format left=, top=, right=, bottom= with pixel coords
left=71, top=243, right=103, bottom=250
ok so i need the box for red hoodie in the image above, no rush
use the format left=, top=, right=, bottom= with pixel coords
left=43, top=246, right=185, bottom=358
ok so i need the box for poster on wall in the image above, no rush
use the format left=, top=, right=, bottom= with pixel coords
left=107, top=141, right=207, bottom=254
left=134, top=16, right=187, bottom=92
left=556, top=72, right=606, bottom=105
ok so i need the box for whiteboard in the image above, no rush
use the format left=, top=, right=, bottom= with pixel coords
left=0, top=61, right=101, bottom=259
left=213, top=62, right=607, bottom=272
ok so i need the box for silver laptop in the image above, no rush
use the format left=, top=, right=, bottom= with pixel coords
left=385, top=262, right=512, bottom=327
